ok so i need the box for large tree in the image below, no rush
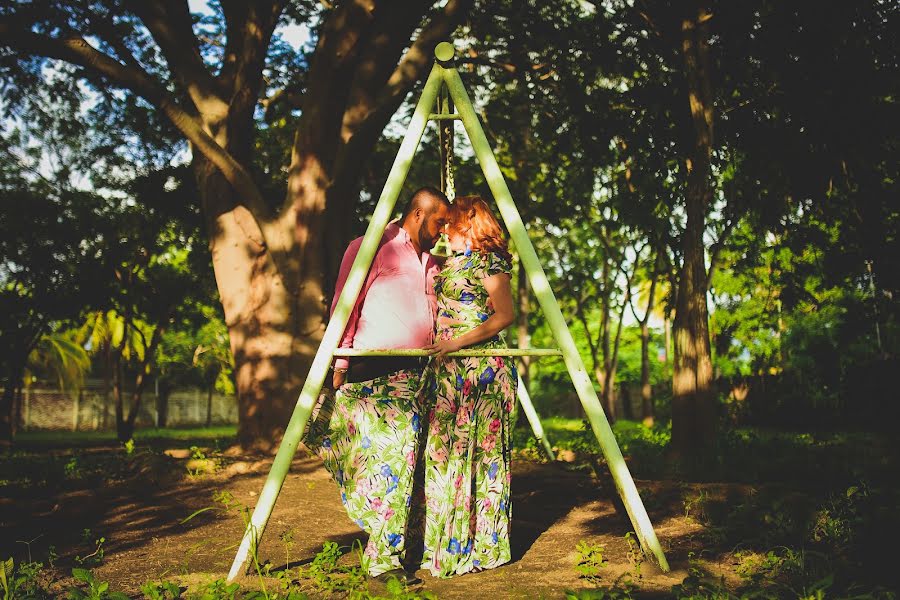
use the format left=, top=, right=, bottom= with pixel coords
left=0, top=0, right=471, bottom=448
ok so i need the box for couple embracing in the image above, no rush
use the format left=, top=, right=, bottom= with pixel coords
left=314, top=186, right=518, bottom=582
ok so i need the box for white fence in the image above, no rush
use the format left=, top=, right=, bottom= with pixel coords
left=11, top=380, right=238, bottom=431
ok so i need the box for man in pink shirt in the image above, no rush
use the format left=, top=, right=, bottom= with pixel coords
left=317, top=187, right=449, bottom=582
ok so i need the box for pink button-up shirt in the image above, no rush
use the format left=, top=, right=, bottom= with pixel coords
left=331, top=222, right=441, bottom=370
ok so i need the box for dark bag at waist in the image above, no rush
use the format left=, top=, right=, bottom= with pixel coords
left=346, top=355, right=425, bottom=384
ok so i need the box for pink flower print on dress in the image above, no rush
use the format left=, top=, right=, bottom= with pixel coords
left=454, top=473, right=463, bottom=488
left=462, top=379, right=473, bottom=397
left=453, top=440, right=466, bottom=456
left=406, top=449, right=416, bottom=466
left=384, top=507, right=395, bottom=520
left=364, top=541, right=379, bottom=559
left=483, top=497, right=492, bottom=509
left=489, top=418, right=501, bottom=433
left=384, top=408, right=399, bottom=423
left=456, top=408, right=470, bottom=427
left=430, top=447, right=448, bottom=464
left=481, top=433, right=497, bottom=452
left=372, top=497, right=383, bottom=510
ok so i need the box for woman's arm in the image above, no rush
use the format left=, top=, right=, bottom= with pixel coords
left=425, top=273, right=515, bottom=358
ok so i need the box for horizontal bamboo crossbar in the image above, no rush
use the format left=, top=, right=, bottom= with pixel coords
left=428, top=113, right=462, bottom=120
left=332, top=348, right=562, bottom=357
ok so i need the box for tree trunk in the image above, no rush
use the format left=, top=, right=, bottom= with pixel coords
left=640, top=318, right=654, bottom=426
left=671, top=2, right=717, bottom=460
left=0, top=364, right=20, bottom=445
left=156, top=384, right=170, bottom=428
left=197, top=155, right=312, bottom=451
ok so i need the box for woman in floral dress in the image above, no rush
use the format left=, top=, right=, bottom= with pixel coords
left=422, top=195, right=517, bottom=577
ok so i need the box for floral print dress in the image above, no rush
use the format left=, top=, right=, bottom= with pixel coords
left=420, top=250, right=517, bottom=577
left=307, top=370, right=425, bottom=576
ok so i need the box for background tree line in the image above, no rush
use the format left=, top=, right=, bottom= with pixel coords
left=1, top=0, right=896, bottom=461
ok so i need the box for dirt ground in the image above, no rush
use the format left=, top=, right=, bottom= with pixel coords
left=1, top=445, right=725, bottom=599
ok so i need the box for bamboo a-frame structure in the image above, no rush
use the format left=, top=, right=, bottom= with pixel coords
left=228, top=42, right=669, bottom=581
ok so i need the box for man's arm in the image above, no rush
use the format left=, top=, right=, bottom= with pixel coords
left=330, top=237, right=377, bottom=386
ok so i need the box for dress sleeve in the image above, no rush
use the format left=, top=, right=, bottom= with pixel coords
left=485, top=252, right=512, bottom=278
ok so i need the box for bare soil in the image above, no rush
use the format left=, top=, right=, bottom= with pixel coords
left=1, top=445, right=734, bottom=599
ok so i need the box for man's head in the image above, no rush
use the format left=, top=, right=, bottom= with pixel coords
left=400, top=187, right=451, bottom=253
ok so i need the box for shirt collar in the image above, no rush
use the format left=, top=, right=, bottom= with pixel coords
left=387, top=220, right=413, bottom=246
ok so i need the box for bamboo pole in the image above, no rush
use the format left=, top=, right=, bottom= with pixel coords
left=440, top=46, right=670, bottom=571
left=516, top=374, right=555, bottom=459
left=226, top=63, right=446, bottom=583
left=332, top=348, right=562, bottom=357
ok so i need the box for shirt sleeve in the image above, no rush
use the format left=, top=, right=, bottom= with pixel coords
left=331, top=238, right=378, bottom=370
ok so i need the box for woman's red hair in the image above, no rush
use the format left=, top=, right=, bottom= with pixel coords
left=449, top=195, right=512, bottom=263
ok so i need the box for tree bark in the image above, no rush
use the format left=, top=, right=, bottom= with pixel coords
left=517, top=262, right=531, bottom=390
left=671, top=2, right=717, bottom=460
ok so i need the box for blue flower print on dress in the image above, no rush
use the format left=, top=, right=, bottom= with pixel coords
left=381, top=464, right=393, bottom=478
left=488, top=462, right=499, bottom=481
left=411, top=413, right=420, bottom=432
left=387, top=533, right=403, bottom=547
left=492, top=532, right=499, bottom=544
left=447, top=538, right=461, bottom=554
left=478, top=366, right=496, bottom=386
left=455, top=374, right=464, bottom=389
left=322, top=437, right=332, bottom=449
left=460, top=291, right=475, bottom=304
left=361, top=436, right=371, bottom=449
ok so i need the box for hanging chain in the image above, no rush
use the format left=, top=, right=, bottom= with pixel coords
left=438, top=84, right=455, bottom=201
left=442, top=124, right=455, bottom=201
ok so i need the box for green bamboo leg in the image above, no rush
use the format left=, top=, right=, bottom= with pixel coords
left=516, top=373, right=555, bottom=460
left=332, top=348, right=561, bottom=357
left=226, top=63, right=446, bottom=583
left=441, top=48, right=670, bottom=572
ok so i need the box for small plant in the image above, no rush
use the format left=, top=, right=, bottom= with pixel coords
left=279, top=528, right=296, bottom=568
left=75, top=537, right=106, bottom=567
left=574, top=540, right=607, bottom=583
left=293, top=541, right=366, bottom=595
left=623, top=532, right=643, bottom=581
left=67, top=568, right=129, bottom=600
left=683, top=489, right=710, bottom=522
left=64, top=455, right=82, bottom=479
left=2, top=556, right=51, bottom=600
left=193, top=578, right=242, bottom=600
left=123, top=439, right=135, bottom=456
left=139, top=580, right=182, bottom=599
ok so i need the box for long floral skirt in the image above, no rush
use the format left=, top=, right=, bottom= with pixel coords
left=307, top=370, right=424, bottom=576
left=420, top=355, right=516, bottom=577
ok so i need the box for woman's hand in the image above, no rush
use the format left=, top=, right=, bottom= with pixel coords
left=425, top=338, right=462, bottom=358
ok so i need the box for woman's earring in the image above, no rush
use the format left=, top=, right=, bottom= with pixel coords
left=464, top=240, right=472, bottom=256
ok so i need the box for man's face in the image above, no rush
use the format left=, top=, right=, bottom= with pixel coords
left=417, top=203, right=450, bottom=252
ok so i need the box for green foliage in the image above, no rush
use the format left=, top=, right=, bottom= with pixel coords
left=139, top=580, right=183, bottom=600
left=574, top=540, right=607, bottom=583
left=1, top=557, right=50, bottom=600
left=75, top=536, right=106, bottom=567
left=67, top=568, right=129, bottom=600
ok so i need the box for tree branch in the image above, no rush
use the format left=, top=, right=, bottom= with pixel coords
left=0, top=22, right=272, bottom=224
left=126, top=0, right=227, bottom=116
